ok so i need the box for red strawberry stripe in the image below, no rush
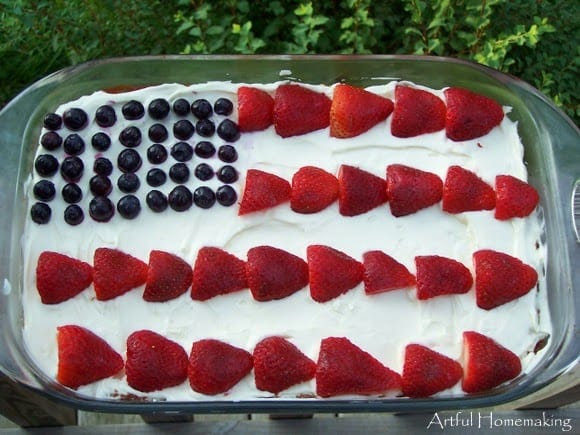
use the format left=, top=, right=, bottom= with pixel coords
left=363, top=250, right=416, bottom=295
left=143, top=250, right=193, bottom=302
left=237, top=86, right=274, bottom=132
left=338, top=164, right=388, bottom=217
left=93, top=248, right=148, bottom=301
left=191, top=247, right=248, bottom=301
left=386, top=164, right=443, bottom=217
left=494, top=175, right=539, bottom=220
left=36, top=251, right=93, bottom=304
left=415, top=255, right=473, bottom=300
left=442, top=165, right=496, bottom=213
left=239, top=169, right=291, bottom=215
left=391, top=86, right=446, bottom=138
left=291, top=166, right=339, bottom=214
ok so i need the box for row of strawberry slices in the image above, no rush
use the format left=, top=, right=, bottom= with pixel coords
left=238, top=83, right=505, bottom=141
left=238, top=164, right=540, bottom=219
left=36, top=246, right=537, bottom=310
left=57, top=325, right=522, bottom=398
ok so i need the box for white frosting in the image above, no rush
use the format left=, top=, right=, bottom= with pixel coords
left=21, top=81, right=550, bottom=401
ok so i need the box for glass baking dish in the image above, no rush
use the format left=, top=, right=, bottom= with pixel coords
left=0, top=55, right=577, bottom=414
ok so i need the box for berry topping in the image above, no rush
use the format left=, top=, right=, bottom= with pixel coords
left=122, top=100, right=145, bottom=120
left=62, top=183, right=83, bottom=203
left=147, top=98, right=170, bottom=119
left=62, top=108, right=88, bottom=131
left=195, top=141, right=216, bottom=158
left=290, top=166, right=338, bottom=214
left=247, top=245, right=309, bottom=302
left=146, top=168, right=167, bottom=187
left=33, top=180, right=56, bottom=201
left=143, top=250, right=192, bottom=302
left=273, top=84, right=331, bottom=138
left=217, top=144, right=237, bottom=162
left=169, top=162, right=190, bottom=184
left=193, top=186, right=216, bottom=209
left=57, top=325, right=123, bottom=389
left=89, top=175, right=112, bottom=196
left=442, top=165, right=496, bottom=213
left=119, top=126, right=142, bottom=148
left=316, top=337, right=402, bottom=398
left=36, top=251, right=93, bottom=304
left=338, top=164, right=388, bottom=216
left=415, top=255, right=473, bottom=300
left=95, top=105, right=117, bottom=127
left=196, top=118, right=215, bottom=137
left=188, top=339, right=253, bottom=395
left=147, top=143, right=168, bottom=164
left=93, top=157, right=113, bottom=176
left=35, top=154, right=59, bottom=177
left=253, top=337, right=316, bottom=394
left=237, top=86, right=274, bottom=132
left=386, top=164, right=443, bottom=217
left=30, top=202, right=51, bottom=224
left=117, top=149, right=142, bottom=173
left=117, top=195, right=141, bottom=219
left=43, top=113, right=62, bottom=130
left=191, top=98, right=213, bottom=119
left=173, top=98, right=190, bottom=116
left=126, top=330, right=189, bottom=392
left=216, top=185, right=237, bottom=206
left=473, top=249, right=538, bottom=310
left=64, top=204, right=84, bottom=225
left=391, top=86, right=446, bottom=138
left=330, top=83, right=394, bottom=138
left=214, top=97, right=233, bottom=116
left=444, top=87, right=504, bottom=141
left=41, top=131, right=62, bottom=150
left=173, top=119, right=195, bottom=140
left=171, top=141, right=194, bottom=162
left=91, top=132, right=111, bottom=151
left=191, top=247, right=248, bottom=301
left=89, top=196, right=115, bottom=222
left=216, top=165, right=238, bottom=184
left=93, top=248, right=148, bottom=301
left=217, top=119, right=240, bottom=142
left=60, top=156, right=84, bottom=182
left=402, top=344, right=463, bottom=398
left=168, top=185, right=193, bottom=211
left=307, top=245, right=364, bottom=303
left=494, top=175, right=539, bottom=220
left=238, top=169, right=291, bottom=215
left=194, top=163, right=214, bottom=181
left=146, top=190, right=168, bottom=212
left=117, top=173, right=140, bottom=193
left=63, top=134, right=85, bottom=155
left=462, top=331, right=521, bottom=393
left=148, top=123, right=168, bottom=142
left=362, top=250, right=416, bottom=295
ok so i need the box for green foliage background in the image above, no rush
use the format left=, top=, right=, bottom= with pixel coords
left=1, top=0, right=578, bottom=124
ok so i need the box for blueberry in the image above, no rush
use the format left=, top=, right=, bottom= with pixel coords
left=195, top=141, right=216, bottom=158
left=64, top=204, right=84, bottom=225
left=89, top=196, right=115, bottom=222
left=63, top=133, right=85, bottom=155
left=195, top=163, right=214, bottom=181
left=62, top=183, right=83, bottom=203
left=117, top=173, right=140, bottom=193
left=169, top=163, right=190, bottom=183
left=196, top=119, right=215, bottom=137
left=214, top=98, right=233, bottom=116
left=33, top=180, right=56, bottom=201
left=146, top=168, right=167, bottom=187
left=117, top=195, right=141, bottom=219
left=43, top=113, right=62, bottom=130
left=147, top=144, right=168, bottom=164
left=117, top=149, right=142, bottom=173
left=168, top=185, right=193, bottom=212
left=93, top=157, right=113, bottom=176
left=34, top=154, right=59, bottom=177
left=62, top=108, right=88, bottom=131
left=119, top=126, right=142, bottom=148
left=60, top=156, right=84, bottom=182
left=41, top=131, right=63, bottom=151
left=216, top=185, right=237, bottom=206
left=217, top=119, right=240, bottom=142
left=92, top=132, right=111, bottom=151
left=171, top=141, right=194, bottom=162
left=191, top=99, right=213, bottom=119
left=95, top=105, right=117, bottom=127
left=148, top=98, right=170, bottom=119
left=30, top=202, right=51, bottom=224
left=217, top=144, right=238, bottom=163
left=146, top=190, right=168, bottom=212
left=193, top=186, right=216, bottom=209
left=173, top=119, right=195, bottom=140
left=148, top=123, right=168, bottom=142
left=217, top=165, right=238, bottom=184
left=122, top=100, right=145, bottom=120
left=90, top=175, right=113, bottom=196
left=173, top=98, right=190, bottom=116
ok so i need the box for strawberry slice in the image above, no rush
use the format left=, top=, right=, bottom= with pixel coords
left=402, top=344, right=463, bottom=398
left=291, top=166, right=338, bottom=214
left=330, top=83, right=393, bottom=138
left=238, top=169, right=291, bottom=215
left=473, top=249, right=538, bottom=310
left=494, top=175, right=539, bottom=220
left=253, top=336, right=316, bottom=394
left=237, top=86, right=274, bottom=132
left=444, top=87, right=504, bottom=141
left=93, top=248, right=148, bottom=301
left=362, top=250, right=416, bottom=295
left=442, top=165, right=496, bottom=213
left=386, top=164, right=443, bottom=217
left=316, top=337, right=401, bottom=398
left=273, top=84, right=332, bottom=138
left=415, top=255, right=473, bottom=300
left=307, top=245, right=364, bottom=303
left=57, top=325, right=123, bottom=389
left=191, top=247, right=248, bottom=301
left=338, top=164, right=388, bottom=216
left=143, top=250, right=192, bottom=302
left=188, top=339, right=253, bottom=395
left=126, top=330, right=189, bottom=392
left=462, top=331, right=521, bottom=393
left=246, top=245, right=309, bottom=301
left=36, top=251, right=93, bottom=304
left=391, top=85, right=446, bottom=138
